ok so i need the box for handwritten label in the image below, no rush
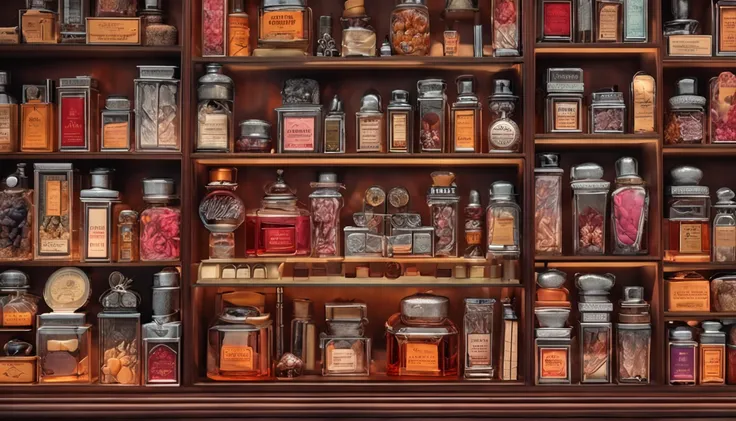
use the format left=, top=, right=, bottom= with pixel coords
left=406, top=343, right=439, bottom=372
left=669, top=35, right=712, bottom=56
left=720, top=7, right=736, bottom=53
left=87, top=18, right=141, bottom=45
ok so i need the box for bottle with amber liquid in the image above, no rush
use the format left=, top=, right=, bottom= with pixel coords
left=21, top=82, right=55, bottom=152
left=228, top=0, right=250, bottom=56
left=0, top=72, right=18, bottom=153
left=664, top=166, right=711, bottom=262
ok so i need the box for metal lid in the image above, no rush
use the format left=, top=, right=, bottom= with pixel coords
left=119, top=210, right=138, bottom=224
left=537, top=269, right=566, bottom=289
left=43, top=267, right=91, bottom=313
left=501, top=298, right=518, bottom=320
left=137, top=65, right=178, bottom=80
left=143, top=321, right=181, bottom=339
left=328, top=94, right=344, bottom=113
left=491, top=79, right=517, bottom=101
left=670, top=78, right=706, bottom=110
left=615, top=157, right=643, bottom=183
left=142, top=178, right=177, bottom=202
left=144, top=0, right=163, bottom=9
left=489, top=181, right=516, bottom=202
left=669, top=166, right=709, bottom=196
left=5, top=163, right=28, bottom=190
left=208, top=167, right=237, bottom=185
left=575, top=273, right=615, bottom=293
left=153, top=267, right=180, bottom=287
left=417, top=79, right=447, bottom=97
left=81, top=168, right=121, bottom=201
left=23, top=82, right=52, bottom=104
left=239, top=119, right=271, bottom=139
left=309, top=172, right=344, bottom=198
left=623, top=286, right=645, bottom=303
left=0, top=270, right=29, bottom=289
left=104, top=96, right=130, bottom=111
left=325, top=302, right=368, bottom=322
left=535, top=153, right=563, bottom=174
left=218, top=306, right=272, bottom=326
left=546, top=68, right=584, bottom=94
left=397, top=0, right=427, bottom=5
left=59, top=76, right=98, bottom=89
left=198, top=64, right=233, bottom=101
left=591, top=88, right=625, bottom=105
left=701, top=321, right=726, bottom=344
left=389, top=90, right=411, bottom=107
left=293, top=298, right=313, bottom=318
left=468, top=190, right=481, bottom=207
left=455, top=75, right=478, bottom=101
left=571, top=163, right=610, bottom=192
left=670, top=326, right=694, bottom=341
left=400, top=293, right=449, bottom=321
left=263, top=169, right=297, bottom=203
left=359, top=92, right=382, bottom=113
left=263, top=0, right=306, bottom=8
left=715, top=187, right=736, bottom=208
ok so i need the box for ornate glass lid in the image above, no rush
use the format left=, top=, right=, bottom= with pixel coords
left=44, top=267, right=91, bottom=313
left=263, top=169, right=297, bottom=204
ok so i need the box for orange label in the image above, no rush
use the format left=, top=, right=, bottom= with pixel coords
left=102, top=122, right=129, bottom=149
left=2, top=311, right=32, bottom=327
left=406, top=343, right=439, bottom=372
left=466, top=230, right=482, bottom=246
left=87, top=18, right=141, bottom=45
left=228, top=16, right=250, bottom=56
left=444, top=31, right=459, bottom=56
left=554, top=102, right=579, bottom=130
left=453, top=110, right=476, bottom=151
left=720, top=7, right=736, bottom=52
left=540, top=348, right=568, bottom=379
left=45, top=180, right=62, bottom=217
left=632, top=75, right=655, bottom=133
left=22, top=104, right=50, bottom=150
left=702, top=347, right=724, bottom=380
left=669, top=35, right=712, bottom=56
left=220, top=345, right=253, bottom=372
left=390, top=113, right=408, bottom=150
left=0, top=360, right=35, bottom=383
left=260, top=11, right=304, bottom=41
left=679, top=223, right=702, bottom=253
left=667, top=280, right=710, bottom=312
left=492, top=218, right=515, bottom=246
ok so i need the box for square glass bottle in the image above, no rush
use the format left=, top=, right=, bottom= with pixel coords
left=571, top=163, right=610, bottom=255
left=320, top=302, right=371, bottom=376
left=665, top=78, right=706, bottom=145
left=21, top=81, right=55, bottom=152
left=20, top=1, right=59, bottom=44
left=0, top=166, right=33, bottom=262
left=33, top=163, right=79, bottom=261
left=577, top=273, right=614, bottom=384
left=610, top=157, right=649, bottom=255
left=80, top=168, right=122, bottom=263
left=417, top=79, right=448, bottom=152
left=134, top=66, right=181, bottom=151
left=713, top=188, right=736, bottom=262
left=98, top=272, right=141, bottom=385
left=356, top=92, right=385, bottom=153
left=492, top=0, right=520, bottom=56
left=196, top=64, right=234, bottom=152
left=623, top=0, right=648, bottom=42
left=535, top=153, right=563, bottom=255
left=386, top=90, right=413, bottom=153
left=664, top=166, right=711, bottom=262
left=276, top=79, right=322, bottom=153
left=590, top=88, right=626, bottom=134
left=545, top=68, right=584, bottom=133
left=451, top=75, right=481, bottom=153
left=463, top=298, right=495, bottom=379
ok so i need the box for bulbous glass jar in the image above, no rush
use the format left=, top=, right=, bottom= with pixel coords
left=140, top=179, right=181, bottom=261
left=611, top=157, right=649, bottom=255
left=390, top=0, right=431, bottom=56
left=199, top=168, right=246, bottom=259
left=0, top=164, right=32, bottom=261
left=309, top=173, right=345, bottom=257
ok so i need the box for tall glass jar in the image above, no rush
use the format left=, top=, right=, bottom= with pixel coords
left=386, top=293, right=459, bottom=377
left=463, top=298, right=495, bottom=379
left=134, top=66, right=181, bottom=151
left=196, top=64, right=233, bottom=152
left=427, top=171, right=460, bottom=257
left=571, top=163, right=610, bottom=255
left=140, top=179, right=181, bottom=261
left=309, top=173, right=344, bottom=257
left=713, top=188, right=736, bottom=262
left=98, top=272, right=141, bottom=385
left=199, top=168, right=246, bottom=259
left=535, top=153, right=563, bottom=255
left=486, top=181, right=521, bottom=256
left=611, top=157, right=649, bottom=255
left=0, top=164, right=33, bottom=262
left=390, top=0, right=430, bottom=56
left=664, top=166, right=711, bottom=262
left=616, top=286, right=651, bottom=384
left=665, top=78, right=706, bottom=145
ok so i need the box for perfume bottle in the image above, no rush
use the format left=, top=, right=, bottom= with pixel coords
left=464, top=190, right=484, bottom=258
left=355, top=92, right=385, bottom=153
left=0, top=72, right=18, bottom=153
left=98, top=272, right=141, bottom=385
left=488, top=79, right=520, bottom=152
left=664, top=166, right=711, bottom=262
left=0, top=270, right=38, bottom=329
left=451, top=75, right=481, bottom=153
left=323, top=95, right=345, bottom=154
left=118, top=210, right=139, bottom=262
left=427, top=171, right=460, bottom=257
left=610, top=157, right=649, bottom=255
left=463, top=298, right=495, bottom=379
left=21, top=81, right=55, bottom=152
left=196, top=64, right=233, bottom=152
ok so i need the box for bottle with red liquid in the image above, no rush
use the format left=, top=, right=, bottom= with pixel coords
left=611, top=157, right=649, bottom=255
left=246, top=169, right=310, bottom=256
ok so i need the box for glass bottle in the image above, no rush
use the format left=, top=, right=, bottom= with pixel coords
left=590, top=88, right=626, bottom=134
left=571, top=163, right=610, bottom=255
left=95, top=0, right=137, bottom=16
left=143, top=320, right=181, bottom=386
left=134, top=66, right=181, bottom=151
left=668, top=326, right=698, bottom=385
left=228, top=0, right=250, bottom=57
left=98, top=272, right=141, bottom=385
left=535, top=307, right=572, bottom=385
left=631, top=72, right=656, bottom=134
left=464, top=190, right=484, bottom=258
left=545, top=68, right=585, bottom=133
left=611, top=157, right=649, bottom=255
left=390, top=0, right=430, bottom=56
left=664, top=166, right=711, bottom=262
left=207, top=306, right=273, bottom=380
left=595, top=0, right=623, bottom=42
left=486, top=181, right=521, bottom=257
left=451, top=75, right=482, bottom=153
left=33, top=163, right=78, bottom=261
left=140, top=178, right=181, bottom=261
left=417, top=79, right=448, bottom=153
left=386, top=293, right=459, bottom=377
left=0, top=164, right=33, bottom=262
left=290, top=298, right=317, bottom=373
left=616, top=286, right=651, bottom=384
left=20, top=0, right=58, bottom=44
left=500, top=298, right=519, bottom=381
left=355, top=92, right=385, bottom=153
left=80, top=168, right=122, bottom=263
left=57, top=76, right=99, bottom=152
left=699, top=321, right=726, bottom=385
left=21, top=80, right=55, bottom=152
left=0, top=270, right=38, bottom=329
left=316, top=15, right=339, bottom=57
left=118, top=210, right=139, bottom=262
left=340, top=5, right=376, bottom=57
left=709, top=72, right=736, bottom=143
left=538, top=0, right=574, bottom=42
left=237, top=119, right=272, bottom=153
left=386, top=90, right=413, bottom=153
left=320, top=302, right=371, bottom=376
left=257, top=0, right=312, bottom=54
left=463, top=298, right=495, bottom=379
left=535, top=153, right=563, bottom=255
left=427, top=171, right=460, bottom=257
left=309, top=173, right=344, bottom=258
left=196, top=64, right=233, bottom=152
left=623, top=0, right=648, bottom=41
left=140, top=0, right=178, bottom=47
left=488, top=79, right=521, bottom=153
left=100, top=96, right=132, bottom=152
left=199, top=168, right=246, bottom=259
left=0, top=72, right=18, bottom=153
left=716, top=0, right=736, bottom=56
left=276, top=79, right=322, bottom=153
left=577, top=273, right=614, bottom=384
left=492, top=0, right=520, bottom=56
left=713, top=188, right=736, bottom=262
left=323, top=95, right=346, bottom=154
left=202, top=0, right=227, bottom=56
left=665, top=78, right=706, bottom=145
left=58, top=0, right=89, bottom=43
left=245, top=169, right=310, bottom=257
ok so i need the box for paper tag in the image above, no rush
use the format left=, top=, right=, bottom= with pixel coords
left=453, top=110, right=476, bottom=150
left=679, top=223, right=703, bottom=253
left=669, top=35, right=713, bottom=56
left=86, top=207, right=109, bottom=259
left=358, top=117, right=382, bottom=151
left=87, top=18, right=141, bottom=45
left=554, top=102, right=579, bottom=131
left=667, top=280, right=710, bottom=311
left=632, top=74, right=655, bottom=133
left=327, top=348, right=357, bottom=373
left=597, top=4, right=619, bottom=41
left=720, top=6, right=736, bottom=53
left=492, top=218, right=515, bottom=246
left=406, top=343, right=439, bottom=372
left=220, top=345, right=253, bottom=372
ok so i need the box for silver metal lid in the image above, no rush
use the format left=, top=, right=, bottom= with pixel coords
left=701, top=321, right=726, bottom=344
left=0, top=270, right=29, bottom=289
left=142, top=178, right=177, bottom=201
left=502, top=299, right=518, bottom=320
left=575, top=273, right=615, bottom=293
left=143, top=321, right=181, bottom=339
left=398, top=0, right=427, bottom=5
left=198, top=64, right=233, bottom=101
left=389, top=90, right=411, bottom=106
left=537, top=269, right=566, bottom=289
left=104, top=96, right=130, bottom=111
left=263, top=169, right=297, bottom=203
left=417, top=79, right=447, bottom=97
left=670, top=326, right=694, bottom=341
left=702, top=321, right=723, bottom=333
left=328, top=94, right=344, bottom=113
left=318, top=172, right=337, bottom=184
left=468, top=190, right=481, bottom=206
left=491, top=79, right=517, bottom=100
left=615, top=157, right=642, bottom=182
left=670, top=78, right=706, bottom=109
left=359, top=92, right=382, bottom=113
left=137, top=65, right=178, bottom=80
left=591, top=88, right=625, bottom=105
left=571, top=163, right=610, bottom=191
left=281, top=79, right=320, bottom=105
left=81, top=168, right=121, bottom=201
left=239, top=119, right=271, bottom=139
left=59, top=76, right=98, bottom=89
left=455, top=75, right=478, bottom=100
left=324, top=302, right=368, bottom=322
left=263, top=0, right=306, bottom=8
left=489, top=181, right=516, bottom=202
left=669, top=166, right=709, bottom=196
left=535, top=153, right=563, bottom=174
left=144, top=0, right=162, bottom=9
left=400, top=293, right=449, bottom=320
left=153, top=268, right=180, bottom=287
left=546, top=68, right=584, bottom=94
left=715, top=188, right=736, bottom=208
left=623, top=286, right=644, bottom=303
left=5, top=163, right=28, bottom=190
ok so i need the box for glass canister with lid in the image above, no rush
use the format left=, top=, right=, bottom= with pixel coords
left=236, top=120, right=272, bottom=153
left=664, top=166, right=711, bottom=262
left=207, top=305, right=273, bottom=380
left=486, top=181, right=521, bottom=256
left=140, top=178, right=181, bottom=261
left=535, top=153, right=563, bottom=255
left=0, top=164, right=33, bottom=262
left=571, top=163, right=610, bottom=255
left=610, top=157, right=649, bottom=255
left=199, top=168, right=246, bottom=259
left=320, top=302, right=371, bottom=376
left=427, top=171, right=460, bottom=257
left=713, top=187, right=736, bottom=263
left=417, top=79, right=448, bottom=153
left=390, top=0, right=431, bottom=56
left=309, top=173, right=345, bottom=258
left=196, top=64, right=234, bottom=152
left=0, top=270, right=38, bottom=329
left=665, top=78, right=706, bottom=145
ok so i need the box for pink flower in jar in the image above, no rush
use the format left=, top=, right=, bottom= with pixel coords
left=495, top=0, right=517, bottom=25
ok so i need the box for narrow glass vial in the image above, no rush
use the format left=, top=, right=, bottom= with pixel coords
left=291, top=299, right=317, bottom=373
left=323, top=95, right=346, bottom=154
left=0, top=72, right=18, bottom=153
left=488, top=79, right=521, bottom=152
left=700, top=321, right=726, bottom=385
left=590, top=88, right=626, bottom=133
left=199, top=168, right=245, bottom=259
left=320, top=302, right=371, bottom=376
left=665, top=78, right=706, bottom=145
left=709, top=72, right=736, bottom=143
left=631, top=72, right=656, bottom=134
left=716, top=0, right=736, bottom=56
left=464, top=190, right=484, bottom=258
left=0, top=164, right=33, bottom=262
left=623, top=0, right=648, bottom=42
left=196, top=64, right=233, bottom=152
left=577, top=0, right=594, bottom=42
left=664, top=166, right=711, bottom=262
left=611, top=157, right=649, bottom=255
left=355, top=92, right=385, bottom=153
left=616, top=286, right=651, bottom=384
left=535, top=153, right=563, bottom=255
left=80, top=168, right=121, bottom=263
left=118, top=210, right=139, bottom=262
left=595, top=0, right=623, bottom=42
left=464, top=298, right=495, bottom=379
left=386, top=90, right=413, bottom=153
left=100, top=96, right=132, bottom=152
left=539, top=0, right=574, bottom=42
left=486, top=181, right=521, bottom=257
left=713, top=188, right=736, bottom=262
left=545, top=68, right=585, bottom=133
left=451, top=75, right=481, bottom=153
left=417, top=79, right=448, bottom=152
left=571, top=163, right=610, bottom=255
left=309, top=173, right=344, bottom=257
left=492, top=0, right=520, bottom=56
left=228, top=0, right=250, bottom=57
left=21, top=81, right=55, bottom=152
left=669, top=326, right=698, bottom=385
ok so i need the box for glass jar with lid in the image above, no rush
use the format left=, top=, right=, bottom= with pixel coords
left=140, top=179, right=181, bottom=261
left=199, top=168, right=246, bottom=259
left=616, top=286, right=651, bottom=384
left=713, top=187, right=736, bottom=262
left=668, top=325, right=698, bottom=385
left=257, top=0, right=313, bottom=54
left=386, top=293, right=459, bottom=377
left=236, top=120, right=272, bottom=153
left=571, top=163, right=610, bottom=255
left=118, top=210, right=139, bottom=262
left=427, top=171, right=460, bottom=257
left=245, top=169, right=310, bottom=257
left=0, top=270, right=38, bottom=329
left=417, top=79, right=448, bottom=152
left=80, top=168, right=122, bottom=263
left=486, top=181, right=521, bottom=256
left=664, top=166, right=711, bottom=262
left=488, top=79, right=521, bottom=153
left=590, top=88, right=626, bottom=134
left=535, top=153, right=563, bottom=255
left=320, top=302, right=371, bottom=376
left=390, top=0, right=430, bottom=56
left=196, top=64, right=234, bottom=152
left=0, top=164, right=33, bottom=262
left=207, top=306, right=273, bottom=380
left=98, top=272, right=142, bottom=385
left=309, top=173, right=345, bottom=258
left=611, top=157, right=649, bottom=255
left=665, top=78, right=706, bottom=145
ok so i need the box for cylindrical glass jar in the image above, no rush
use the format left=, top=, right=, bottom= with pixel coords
left=571, top=163, right=610, bottom=255
left=665, top=78, right=706, bottom=145
left=140, top=179, right=181, bottom=261
left=534, top=153, right=563, bottom=255
left=0, top=164, right=33, bottom=262
left=118, top=210, right=139, bottom=262
left=236, top=119, right=272, bottom=152
left=196, top=64, right=234, bottom=152
left=390, top=0, right=430, bottom=56
left=486, top=181, right=521, bottom=256
left=309, top=173, right=345, bottom=258
left=199, top=168, right=246, bottom=259
left=611, top=157, right=649, bottom=255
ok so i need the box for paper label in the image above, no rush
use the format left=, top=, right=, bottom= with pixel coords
left=670, top=347, right=696, bottom=381
left=468, top=333, right=491, bottom=366
left=669, top=35, right=713, bottom=56
left=22, top=11, right=56, bottom=43
left=667, top=280, right=710, bottom=311
left=390, top=113, right=408, bottom=150
left=198, top=113, right=228, bottom=150
left=444, top=31, right=459, bottom=56
left=0, top=361, right=34, bottom=383
left=261, top=11, right=304, bottom=41
left=716, top=226, right=736, bottom=248
left=554, top=102, right=579, bottom=131
left=597, top=4, right=619, bottom=41
left=86, top=207, right=109, bottom=259
left=87, top=18, right=141, bottom=45
left=327, top=348, right=357, bottom=372
left=228, top=16, right=250, bottom=56
left=2, top=311, right=32, bottom=327
left=624, top=0, right=646, bottom=39
left=466, top=230, right=482, bottom=246
left=632, top=75, right=655, bottom=133
left=0, top=106, right=12, bottom=150
left=220, top=345, right=253, bottom=372
left=358, top=117, right=382, bottom=151
left=45, top=180, right=62, bottom=217
left=263, top=227, right=296, bottom=252
left=679, top=223, right=703, bottom=253
left=454, top=110, right=476, bottom=150
left=60, top=96, right=87, bottom=148
left=492, top=218, right=515, bottom=246
left=147, top=344, right=177, bottom=382
left=702, top=347, right=724, bottom=380
left=406, top=343, right=439, bottom=372
left=540, top=348, right=568, bottom=379
left=0, top=31, right=19, bottom=44
left=22, top=104, right=50, bottom=150
left=543, top=2, right=572, bottom=37
left=324, top=119, right=342, bottom=152
left=102, top=121, right=129, bottom=149
left=721, top=7, right=736, bottom=53
left=489, top=120, right=518, bottom=149
left=283, top=117, right=315, bottom=151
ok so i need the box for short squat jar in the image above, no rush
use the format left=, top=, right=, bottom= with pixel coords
left=236, top=119, right=272, bottom=153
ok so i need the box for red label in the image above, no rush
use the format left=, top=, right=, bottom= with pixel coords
left=148, top=344, right=178, bottom=382
left=543, top=2, right=572, bottom=36
left=263, top=227, right=296, bottom=252
left=60, top=96, right=86, bottom=147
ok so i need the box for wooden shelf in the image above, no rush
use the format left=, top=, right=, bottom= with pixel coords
left=663, top=262, right=736, bottom=272
left=0, top=327, right=32, bottom=333
left=192, top=153, right=525, bottom=167
left=0, top=152, right=182, bottom=161
left=535, top=256, right=660, bottom=268
left=195, top=276, right=520, bottom=287
left=535, top=135, right=659, bottom=149
left=535, top=43, right=659, bottom=55
left=193, top=55, right=523, bottom=70
left=0, top=260, right=181, bottom=268
left=0, top=44, right=181, bottom=59
left=665, top=312, right=736, bottom=321
left=201, top=256, right=488, bottom=265
left=663, top=56, right=736, bottom=68
left=663, top=145, right=736, bottom=157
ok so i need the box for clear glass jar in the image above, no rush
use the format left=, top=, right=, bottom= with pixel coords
left=710, top=72, right=736, bottom=143
left=590, top=88, right=626, bottom=134
left=134, top=66, right=181, bottom=151
left=386, top=293, right=458, bottom=377
left=427, top=171, right=460, bottom=257
left=665, top=78, right=706, bottom=145
left=0, top=270, right=38, bottom=329
left=611, top=157, right=649, bottom=255
left=95, top=0, right=137, bottom=17
left=488, top=79, right=521, bottom=153
left=98, top=272, right=141, bottom=385
left=390, top=0, right=430, bottom=56
left=616, top=286, right=651, bottom=384
left=713, top=188, right=736, bottom=262
left=486, top=181, right=521, bottom=256
left=245, top=169, right=310, bottom=257
left=664, top=166, right=711, bottom=262
left=571, top=163, right=610, bottom=255
left=341, top=16, right=377, bottom=57
left=118, top=210, right=139, bottom=262
left=451, top=75, right=482, bottom=153
left=0, top=164, right=32, bottom=262
left=196, top=64, right=233, bottom=152
left=199, top=168, right=246, bottom=259
left=463, top=298, right=495, bottom=379
left=140, top=179, right=181, bottom=262
left=535, top=153, right=563, bottom=255
left=207, top=306, right=273, bottom=380
left=309, top=173, right=344, bottom=257
left=320, top=302, right=370, bottom=376
left=417, top=79, right=448, bottom=152
left=577, top=273, right=614, bottom=384
left=236, top=119, right=272, bottom=153
left=257, top=0, right=312, bottom=52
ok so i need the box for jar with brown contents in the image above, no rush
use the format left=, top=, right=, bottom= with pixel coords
left=390, top=0, right=431, bottom=56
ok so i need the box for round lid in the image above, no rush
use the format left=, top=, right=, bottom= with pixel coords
left=0, top=270, right=29, bottom=289
left=670, top=78, right=706, bottom=109
left=537, top=269, right=566, bottom=289
left=263, top=169, right=297, bottom=203
left=536, top=153, right=561, bottom=169
left=715, top=187, right=736, bottom=208
left=90, top=168, right=113, bottom=189
left=389, top=90, right=410, bottom=105
left=489, top=181, right=516, bottom=202
left=359, top=92, right=382, bottom=113
left=702, top=321, right=723, bottom=332
left=153, top=267, right=180, bottom=287
left=44, top=267, right=91, bottom=313
left=293, top=298, right=313, bottom=318
left=670, top=326, right=693, bottom=341
left=615, top=157, right=642, bottom=182
left=208, top=167, right=237, bottom=184
left=364, top=186, right=386, bottom=207
left=468, top=190, right=481, bottom=206
left=143, top=178, right=177, bottom=201
left=198, top=64, right=233, bottom=101
left=669, top=166, right=709, bottom=196
left=309, top=172, right=344, bottom=198
left=571, top=163, right=604, bottom=181
left=119, top=210, right=138, bottom=223
left=239, top=119, right=271, bottom=139
left=219, top=306, right=272, bottom=325
left=400, top=293, right=449, bottom=321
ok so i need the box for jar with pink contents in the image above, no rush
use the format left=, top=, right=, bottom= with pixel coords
left=140, top=179, right=181, bottom=261
left=610, top=157, right=648, bottom=255
left=309, top=173, right=344, bottom=257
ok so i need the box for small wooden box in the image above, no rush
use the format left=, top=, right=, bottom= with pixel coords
left=0, top=356, right=37, bottom=384
left=667, top=279, right=711, bottom=312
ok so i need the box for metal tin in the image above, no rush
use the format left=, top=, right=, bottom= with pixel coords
left=239, top=119, right=270, bottom=139
left=668, top=166, right=709, bottom=197
left=198, top=64, right=233, bottom=101
left=57, top=76, right=99, bottom=151
left=400, top=293, right=449, bottom=322
left=142, top=178, right=176, bottom=201
left=0, top=270, right=29, bottom=289
left=590, top=88, right=626, bottom=134
left=134, top=66, right=181, bottom=151
left=276, top=79, right=323, bottom=153
left=153, top=267, right=180, bottom=288
left=701, top=321, right=726, bottom=345
left=545, top=68, right=585, bottom=133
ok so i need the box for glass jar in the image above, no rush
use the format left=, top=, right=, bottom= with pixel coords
left=535, top=153, right=563, bottom=255
left=464, top=190, right=484, bottom=258
left=492, top=0, right=520, bottom=56
left=33, top=163, right=78, bottom=261
left=0, top=164, right=32, bottom=262
left=309, top=173, right=344, bottom=258
left=236, top=119, right=272, bottom=153
left=664, top=166, right=711, bottom=262
left=390, top=0, right=430, bottom=56
left=451, top=75, right=482, bottom=153
left=571, top=163, right=610, bottom=255
left=196, top=64, right=233, bottom=152
left=713, top=188, right=736, bottom=262
left=0, top=270, right=38, bottom=329
left=207, top=306, right=273, bottom=380
left=386, top=293, right=459, bottom=377
left=355, top=92, right=385, bottom=153
left=386, top=90, right=413, bottom=153
left=341, top=16, right=376, bottom=57
left=320, top=302, right=371, bottom=376
left=590, top=88, right=626, bottom=134
left=577, top=273, right=614, bottom=384
left=463, top=298, right=495, bottom=379
left=290, top=299, right=317, bottom=373
left=118, top=210, right=139, bottom=262
left=427, top=171, right=460, bottom=257
left=699, top=321, right=726, bottom=385
left=140, top=179, right=181, bottom=261
left=616, top=286, right=651, bottom=384
left=665, top=78, right=706, bottom=145
left=611, top=157, right=649, bottom=255
left=95, top=0, right=137, bottom=17
left=534, top=307, right=572, bottom=385
left=709, top=72, right=736, bottom=143
left=417, top=79, right=448, bottom=152
left=134, top=66, right=181, bottom=151
left=80, top=168, right=122, bottom=263
left=245, top=169, right=310, bottom=257
left=141, top=0, right=178, bottom=47
left=486, top=181, right=521, bottom=257
left=257, top=0, right=312, bottom=53
left=488, top=79, right=521, bottom=153
left=98, top=272, right=141, bottom=385
left=199, top=168, right=246, bottom=259
left=668, top=326, right=698, bottom=385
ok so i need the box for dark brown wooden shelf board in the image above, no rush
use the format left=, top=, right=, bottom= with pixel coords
left=663, top=56, right=736, bottom=68
left=0, top=260, right=181, bottom=268
left=0, top=44, right=181, bottom=59
left=663, top=145, right=736, bottom=157
left=535, top=43, right=659, bottom=54
left=192, top=153, right=525, bottom=167
left=194, top=278, right=522, bottom=288
left=0, top=152, right=182, bottom=161
left=193, top=55, right=524, bottom=70
left=665, top=312, right=736, bottom=321
left=535, top=256, right=660, bottom=268
left=663, top=262, right=736, bottom=272
left=0, top=327, right=32, bottom=333
left=535, top=134, right=659, bottom=149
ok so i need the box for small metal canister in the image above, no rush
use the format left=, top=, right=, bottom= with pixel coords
left=590, top=88, right=626, bottom=134
left=236, top=119, right=272, bottom=152
left=100, top=96, right=132, bottom=151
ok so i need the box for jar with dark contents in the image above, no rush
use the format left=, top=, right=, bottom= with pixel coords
left=140, top=179, right=181, bottom=261
left=665, top=78, right=705, bottom=144
left=96, top=0, right=137, bottom=17
left=236, top=119, right=272, bottom=152
left=0, top=164, right=32, bottom=262
left=309, top=173, right=345, bottom=257
left=390, top=0, right=431, bottom=56
left=140, top=0, right=178, bottom=46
